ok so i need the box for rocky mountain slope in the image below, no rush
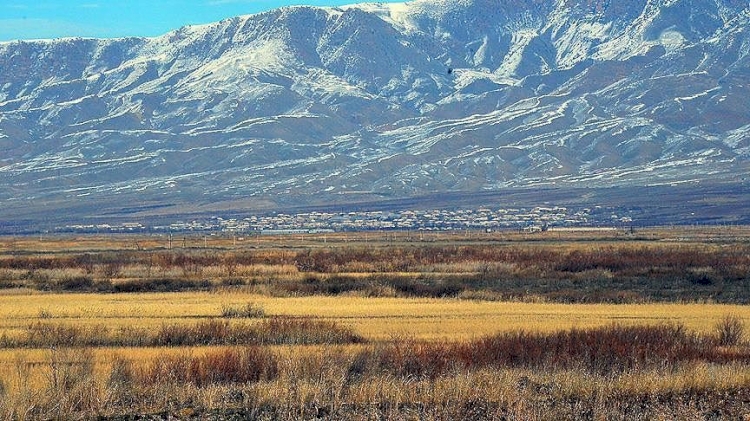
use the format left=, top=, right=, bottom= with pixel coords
left=1, top=0, right=749, bottom=223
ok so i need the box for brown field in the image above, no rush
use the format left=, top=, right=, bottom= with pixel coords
left=0, top=227, right=749, bottom=419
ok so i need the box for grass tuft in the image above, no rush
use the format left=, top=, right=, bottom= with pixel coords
left=221, top=302, right=266, bottom=318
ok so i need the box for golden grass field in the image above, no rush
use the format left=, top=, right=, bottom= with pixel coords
left=0, top=291, right=747, bottom=397
left=0, top=291, right=748, bottom=343
left=0, top=228, right=748, bottom=419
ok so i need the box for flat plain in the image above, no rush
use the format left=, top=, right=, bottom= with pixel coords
left=0, top=226, right=748, bottom=419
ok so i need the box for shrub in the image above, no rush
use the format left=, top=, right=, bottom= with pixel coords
left=49, top=347, right=94, bottom=393
left=107, top=355, right=134, bottom=390
left=106, top=355, right=137, bottom=409
left=349, top=339, right=455, bottom=380
left=149, top=317, right=364, bottom=347
left=189, top=347, right=279, bottom=386
left=57, top=276, right=94, bottom=291
left=141, top=347, right=278, bottom=387
left=94, top=279, right=115, bottom=292
left=0, top=279, right=18, bottom=289
left=113, top=278, right=211, bottom=293
left=220, top=278, right=246, bottom=287
left=100, top=262, right=123, bottom=279
left=154, top=320, right=234, bottom=346
left=27, top=322, right=81, bottom=347
left=221, top=302, right=265, bottom=318
left=141, top=353, right=192, bottom=385
left=716, top=315, right=745, bottom=346
left=459, top=324, right=714, bottom=373
left=46, top=347, right=98, bottom=416
left=252, top=317, right=365, bottom=345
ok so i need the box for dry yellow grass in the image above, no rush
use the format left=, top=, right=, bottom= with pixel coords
left=1, top=291, right=747, bottom=341
left=2, top=290, right=746, bottom=393
left=3, top=345, right=748, bottom=420
left=1, top=229, right=749, bottom=418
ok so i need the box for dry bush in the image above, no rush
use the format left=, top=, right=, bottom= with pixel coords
left=140, top=347, right=278, bottom=387
left=221, top=302, right=266, bottom=319
left=252, top=318, right=365, bottom=345
left=1, top=355, right=37, bottom=419
left=154, top=320, right=234, bottom=346
left=414, top=261, right=467, bottom=273
left=342, top=284, right=399, bottom=298
left=243, top=264, right=299, bottom=277
left=107, top=355, right=134, bottom=392
left=457, top=289, right=510, bottom=302
left=56, top=275, right=95, bottom=291
left=193, top=347, right=279, bottom=387
left=338, top=260, right=379, bottom=272
left=153, top=318, right=365, bottom=347
left=113, top=278, right=211, bottom=293
left=117, top=263, right=156, bottom=279
left=27, top=322, right=84, bottom=347
left=99, top=262, right=123, bottom=279
left=45, top=347, right=98, bottom=418
left=349, top=338, right=457, bottom=381
left=716, top=314, right=745, bottom=346
left=458, top=324, right=721, bottom=373
left=223, top=255, right=239, bottom=277
left=17, top=321, right=129, bottom=348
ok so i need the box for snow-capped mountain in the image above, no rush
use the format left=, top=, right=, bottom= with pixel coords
left=1, top=0, right=749, bottom=222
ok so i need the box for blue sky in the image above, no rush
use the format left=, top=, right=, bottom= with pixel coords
left=0, top=0, right=401, bottom=42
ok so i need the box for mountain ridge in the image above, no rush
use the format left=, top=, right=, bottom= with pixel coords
left=0, top=0, right=749, bottom=224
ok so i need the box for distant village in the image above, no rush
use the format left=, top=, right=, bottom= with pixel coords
left=58, top=205, right=635, bottom=234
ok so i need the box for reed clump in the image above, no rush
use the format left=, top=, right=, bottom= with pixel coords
left=347, top=324, right=750, bottom=380
left=1, top=317, right=364, bottom=349
left=140, top=347, right=279, bottom=387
